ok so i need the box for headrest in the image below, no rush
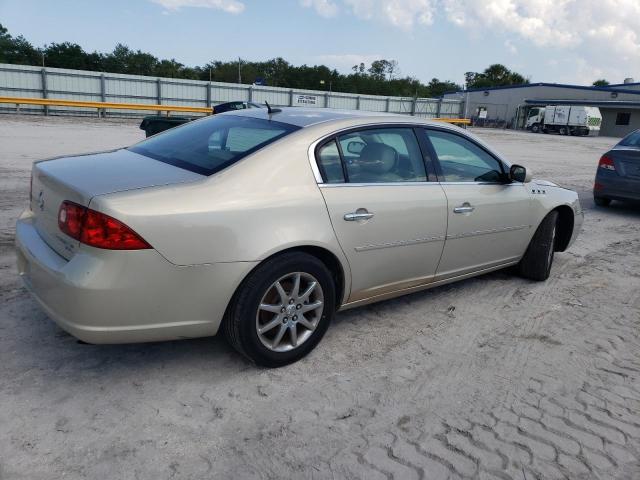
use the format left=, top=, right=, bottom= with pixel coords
left=358, top=143, right=398, bottom=174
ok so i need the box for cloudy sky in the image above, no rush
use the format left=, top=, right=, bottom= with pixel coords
left=2, top=0, right=639, bottom=86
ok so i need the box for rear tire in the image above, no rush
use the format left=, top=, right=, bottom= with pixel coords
left=559, top=127, right=567, bottom=136
left=518, top=211, right=559, bottom=281
left=223, top=252, right=335, bottom=367
left=594, top=196, right=611, bottom=207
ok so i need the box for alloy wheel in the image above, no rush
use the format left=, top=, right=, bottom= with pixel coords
left=255, top=272, right=324, bottom=352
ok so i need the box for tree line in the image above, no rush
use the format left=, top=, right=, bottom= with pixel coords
left=0, top=23, right=531, bottom=97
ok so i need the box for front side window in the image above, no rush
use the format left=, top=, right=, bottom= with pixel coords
left=130, top=116, right=299, bottom=176
left=336, top=128, right=427, bottom=183
left=425, top=129, right=504, bottom=183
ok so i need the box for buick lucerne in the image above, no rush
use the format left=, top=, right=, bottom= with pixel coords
left=16, top=108, right=583, bottom=366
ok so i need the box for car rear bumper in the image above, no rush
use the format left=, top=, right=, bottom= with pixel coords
left=594, top=171, right=640, bottom=202
left=15, top=209, right=256, bottom=344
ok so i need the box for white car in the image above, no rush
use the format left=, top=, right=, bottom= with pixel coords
left=16, top=108, right=583, bottom=366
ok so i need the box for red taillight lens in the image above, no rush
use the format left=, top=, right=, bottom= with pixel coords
left=58, top=201, right=86, bottom=240
left=58, top=201, right=151, bottom=250
left=598, top=155, right=616, bottom=171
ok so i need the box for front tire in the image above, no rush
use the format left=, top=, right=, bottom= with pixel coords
left=223, top=252, right=336, bottom=367
left=518, top=211, right=559, bottom=281
left=594, top=196, right=611, bottom=207
left=531, top=123, right=541, bottom=133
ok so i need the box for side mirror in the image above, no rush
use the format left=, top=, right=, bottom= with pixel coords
left=509, top=164, right=532, bottom=183
left=347, top=141, right=366, bottom=155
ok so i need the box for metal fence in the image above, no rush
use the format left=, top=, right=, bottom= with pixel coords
left=0, top=63, right=463, bottom=119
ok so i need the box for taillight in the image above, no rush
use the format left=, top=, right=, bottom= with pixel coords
left=58, top=201, right=151, bottom=250
left=598, top=155, right=616, bottom=171
left=58, top=201, right=85, bottom=240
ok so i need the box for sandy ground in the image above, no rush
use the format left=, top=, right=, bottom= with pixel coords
left=0, top=115, right=639, bottom=480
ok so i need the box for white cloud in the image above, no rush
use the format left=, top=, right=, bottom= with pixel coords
left=151, top=0, right=245, bottom=14
left=300, top=0, right=339, bottom=18
left=302, top=0, right=434, bottom=28
left=344, top=0, right=436, bottom=29
left=442, top=0, right=640, bottom=82
left=303, top=0, right=640, bottom=82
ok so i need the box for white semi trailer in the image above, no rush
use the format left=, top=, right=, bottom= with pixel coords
left=526, top=105, right=602, bottom=136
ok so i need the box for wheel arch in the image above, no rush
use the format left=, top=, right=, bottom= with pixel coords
left=226, top=245, right=348, bottom=316
left=289, top=245, right=347, bottom=309
left=552, top=204, right=574, bottom=252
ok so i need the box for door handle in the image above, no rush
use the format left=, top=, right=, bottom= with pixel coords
left=344, top=209, right=374, bottom=221
left=453, top=203, right=475, bottom=214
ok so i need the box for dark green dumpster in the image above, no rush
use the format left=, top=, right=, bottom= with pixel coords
left=139, top=116, right=192, bottom=137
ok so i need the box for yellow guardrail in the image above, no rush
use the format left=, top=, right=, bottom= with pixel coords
left=0, top=96, right=213, bottom=114
left=433, top=118, right=471, bottom=125
left=0, top=96, right=471, bottom=123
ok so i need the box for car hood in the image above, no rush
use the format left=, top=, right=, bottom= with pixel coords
left=531, top=179, right=559, bottom=188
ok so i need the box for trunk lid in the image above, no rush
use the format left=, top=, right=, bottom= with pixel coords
left=611, top=147, right=640, bottom=179
left=31, top=148, right=203, bottom=259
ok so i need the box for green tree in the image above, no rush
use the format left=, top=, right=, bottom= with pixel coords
left=465, top=64, right=528, bottom=89
left=43, top=42, right=91, bottom=70
left=0, top=23, right=471, bottom=98
left=102, top=44, right=158, bottom=75
left=0, top=23, right=41, bottom=65
left=426, top=78, right=460, bottom=97
left=592, top=79, right=610, bottom=87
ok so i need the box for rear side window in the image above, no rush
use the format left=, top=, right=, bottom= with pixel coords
left=130, top=115, right=299, bottom=176
left=338, top=128, right=427, bottom=183
left=317, top=140, right=345, bottom=183
left=619, top=130, right=640, bottom=147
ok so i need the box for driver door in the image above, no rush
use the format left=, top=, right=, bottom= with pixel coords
left=422, top=128, right=532, bottom=279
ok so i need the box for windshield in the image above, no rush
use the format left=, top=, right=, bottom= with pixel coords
left=129, top=115, right=299, bottom=176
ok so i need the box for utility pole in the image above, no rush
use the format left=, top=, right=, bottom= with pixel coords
left=463, top=80, right=469, bottom=119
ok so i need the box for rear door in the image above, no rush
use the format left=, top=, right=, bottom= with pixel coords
left=316, top=126, right=448, bottom=302
left=422, top=128, right=532, bottom=279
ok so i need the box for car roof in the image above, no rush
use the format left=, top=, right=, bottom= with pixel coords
left=221, top=106, right=439, bottom=128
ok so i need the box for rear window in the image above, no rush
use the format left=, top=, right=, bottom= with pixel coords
left=129, top=115, right=299, bottom=176
left=619, top=130, right=640, bottom=147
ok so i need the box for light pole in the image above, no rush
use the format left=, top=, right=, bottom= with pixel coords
left=463, top=80, right=469, bottom=119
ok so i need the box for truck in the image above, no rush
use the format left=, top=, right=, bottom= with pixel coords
left=139, top=101, right=263, bottom=137
left=526, top=105, right=602, bottom=136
